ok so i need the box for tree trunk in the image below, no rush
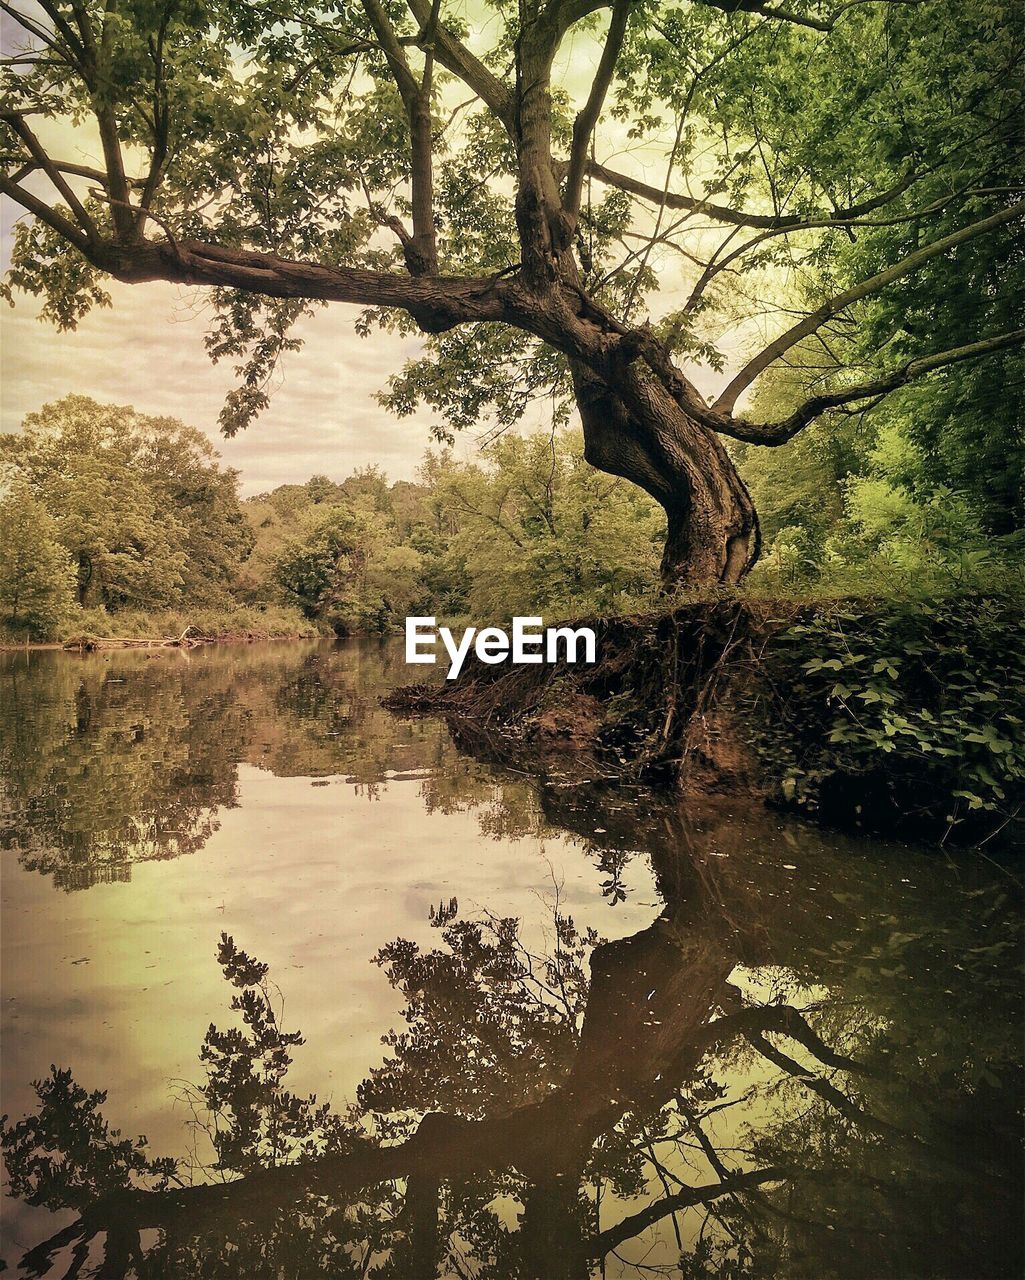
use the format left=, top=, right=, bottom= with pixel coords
left=571, top=362, right=760, bottom=589
left=77, top=552, right=96, bottom=607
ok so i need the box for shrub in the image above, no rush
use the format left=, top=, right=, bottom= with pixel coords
left=756, top=593, right=1024, bottom=842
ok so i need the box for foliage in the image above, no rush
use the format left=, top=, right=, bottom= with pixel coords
left=430, top=429, right=665, bottom=619
left=1, top=396, right=253, bottom=623
left=274, top=499, right=423, bottom=633
left=741, top=448, right=1025, bottom=600
left=757, top=593, right=1025, bottom=839
left=243, top=428, right=665, bottom=630
left=3, top=0, right=1021, bottom=588
left=1, top=1066, right=178, bottom=1211
left=0, top=479, right=76, bottom=636
left=363, top=902, right=593, bottom=1120
left=190, top=934, right=352, bottom=1174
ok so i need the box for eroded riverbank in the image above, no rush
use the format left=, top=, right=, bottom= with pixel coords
left=390, top=593, right=1025, bottom=849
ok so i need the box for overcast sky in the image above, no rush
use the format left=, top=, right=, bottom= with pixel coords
left=0, top=279, right=487, bottom=495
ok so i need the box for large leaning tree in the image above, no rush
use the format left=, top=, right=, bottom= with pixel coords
left=2, top=0, right=1022, bottom=586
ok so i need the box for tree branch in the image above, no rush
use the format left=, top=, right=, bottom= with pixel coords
left=405, top=0, right=515, bottom=131
left=2, top=111, right=98, bottom=239
left=1, top=1, right=85, bottom=74
left=713, top=199, right=1025, bottom=412
left=589, top=1167, right=787, bottom=1256
left=135, top=5, right=172, bottom=233
left=692, top=0, right=924, bottom=33
left=563, top=0, right=631, bottom=221
left=86, top=8, right=136, bottom=241
left=84, top=238, right=506, bottom=330
left=0, top=175, right=91, bottom=250
left=576, top=156, right=919, bottom=229
left=35, top=0, right=89, bottom=64
left=680, top=186, right=980, bottom=314
left=360, top=0, right=438, bottom=273
left=718, top=328, right=1025, bottom=444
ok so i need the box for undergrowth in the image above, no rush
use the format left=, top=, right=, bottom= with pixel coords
left=748, top=592, right=1024, bottom=843
left=0, top=604, right=320, bottom=646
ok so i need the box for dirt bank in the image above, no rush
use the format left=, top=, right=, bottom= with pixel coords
left=386, top=595, right=1024, bottom=850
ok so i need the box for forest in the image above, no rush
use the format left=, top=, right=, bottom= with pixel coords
left=2, top=379, right=1020, bottom=643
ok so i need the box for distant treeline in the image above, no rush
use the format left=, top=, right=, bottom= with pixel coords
left=0, top=395, right=663, bottom=639
left=1, top=392, right=1021, bottom=641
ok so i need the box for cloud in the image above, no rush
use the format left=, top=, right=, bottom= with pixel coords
left=1, top=282, right=445, bottom=494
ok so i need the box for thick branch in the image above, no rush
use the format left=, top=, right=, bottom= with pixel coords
left=89, top=12, right=136, bottom=240
left=135, top=7, right=172, bottom=232
left=0, top=175, right=91, bottom=250
left=361, top=0, right=438, bottom=273
left=88, top=238, right=507, bottom=329
left=713, top=199, right=1025, bottom=412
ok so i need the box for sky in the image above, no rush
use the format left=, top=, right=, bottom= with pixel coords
left=1, top=279, right=461, bottom=495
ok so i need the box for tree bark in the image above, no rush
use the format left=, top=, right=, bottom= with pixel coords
left=571, top=362, right=760, bottom=587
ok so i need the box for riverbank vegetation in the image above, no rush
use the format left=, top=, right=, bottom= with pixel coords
left=3, top=385, right=1021, bottom=646
left=2, top=389, right=1021, bottom=842
left=399, top=593, right=1023, bottom=847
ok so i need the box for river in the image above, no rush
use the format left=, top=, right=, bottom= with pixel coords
left=1, top=639, right=1021, bottom=1278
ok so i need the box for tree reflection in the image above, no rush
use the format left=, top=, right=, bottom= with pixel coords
left=5, top=807, right=1022, bottom=1279
left=0, top=643, right=445, bottom=889
left=1, top=641, right=650, bottom=897
left=0, top=651, right=242, bottom=889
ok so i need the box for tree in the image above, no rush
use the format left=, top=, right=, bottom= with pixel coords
left=1, top=0, right=1022, bottom=587
left=1, top=396, right=252, bottom=609
left=0, top=480, right=75, bottom=636
left=275, top=499, right=425, bottom=630
left=431, top=429, right=665, bottom=616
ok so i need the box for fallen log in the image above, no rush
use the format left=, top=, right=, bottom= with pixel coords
left=62, top=626, right=209, bottom=651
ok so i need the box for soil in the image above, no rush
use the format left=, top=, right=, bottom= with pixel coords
left=384, top=601, right=791, bottom=802
left=383, top=598, right=1023, bottom=850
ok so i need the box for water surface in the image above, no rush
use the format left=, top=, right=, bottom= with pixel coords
left=1, top=640, right=1022, bottom=1278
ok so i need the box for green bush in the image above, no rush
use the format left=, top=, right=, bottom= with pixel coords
left=755, top=593, right=1024, bottom=842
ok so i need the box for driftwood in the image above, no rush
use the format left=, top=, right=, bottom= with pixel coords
left=62, top=626, right=209, bottom=652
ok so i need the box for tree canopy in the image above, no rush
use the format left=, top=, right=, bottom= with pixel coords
left=0, top=395, right=253, bottom=613
left=2, top=0, right=1021, bottom=584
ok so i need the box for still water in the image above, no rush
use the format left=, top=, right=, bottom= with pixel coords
left=1, top=639, right=1022, bottom=1278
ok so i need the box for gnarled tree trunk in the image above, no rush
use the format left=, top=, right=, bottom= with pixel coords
left=571, top=362, right=760, bottom=588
